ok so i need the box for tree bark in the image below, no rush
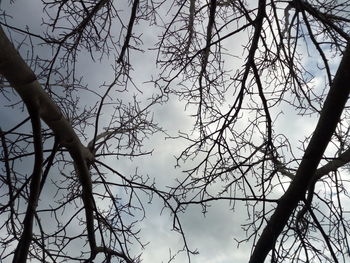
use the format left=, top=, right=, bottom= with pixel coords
left=249, top=43, right=350, bottom=263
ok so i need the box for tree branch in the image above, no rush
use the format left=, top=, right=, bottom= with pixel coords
left=117, top=0, right=140, bottom=63
left=13, top=104, right=43, bottom=263
left=249, top=43, right=350, bottom=263
left=0, top=25, right=97, bottom=259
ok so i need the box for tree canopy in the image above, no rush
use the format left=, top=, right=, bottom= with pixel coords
left=1, top=0, right=350, bottom=262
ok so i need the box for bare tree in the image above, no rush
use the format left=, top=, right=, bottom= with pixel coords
left=0, top=1, right=180, bottom=262
left=154, top=0, right=350, bottom=263
left=2, top=0, right=350, bottom=263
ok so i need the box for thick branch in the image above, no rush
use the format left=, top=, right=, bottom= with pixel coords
left=0, top=25, right=97, bottom=257
left=249, top=43, right=350, bottom=263
left=315, top=148, right=350, bottom=179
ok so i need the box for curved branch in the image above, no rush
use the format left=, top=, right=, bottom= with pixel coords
left=13, top=104, right=43, bottom=263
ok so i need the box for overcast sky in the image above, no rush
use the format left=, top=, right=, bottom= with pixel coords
left=0, top=1, right=335, bottom=263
